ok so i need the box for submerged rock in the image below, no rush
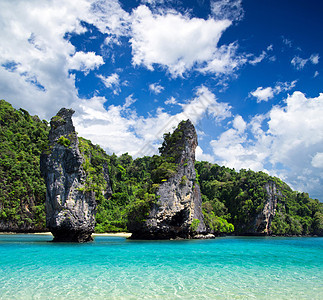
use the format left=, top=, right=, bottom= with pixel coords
left=40, top=108, right=96, bottom=242
left=129, top=120, right=207, bottom=239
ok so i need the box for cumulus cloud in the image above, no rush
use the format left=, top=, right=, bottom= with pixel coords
left=250, top=80, right=297, bottom=102
left=210, top=92, right=323, bottom=199
left=210, top=114, right=267, bottom=171
left=232, top=115, right=246, bottom=132
left=0, top=0, right=127, bottom=118
left=149, top=82, right=164, bottom=94
left=250, top=87, right=274, bottom=102
left=73, top=86, right=232, bottom=157
left=291, top=54, right=320, bottom=70
left=196, top=146, right=215, bottom=163
left=68, top=51, right=104, bottom=74
left=130, top=5, right=235, bottom=77
left=73, top=96, right=141, bottom=155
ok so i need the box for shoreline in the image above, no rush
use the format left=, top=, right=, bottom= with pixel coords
left=0, top=231, right=132, bottom=238
left=0, top=232, right=319, bottom=238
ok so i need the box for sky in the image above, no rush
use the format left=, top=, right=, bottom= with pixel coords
left=0, top=0, right=322, bottom=200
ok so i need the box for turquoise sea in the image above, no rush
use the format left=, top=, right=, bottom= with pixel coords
left=0, top=235, right=322, bottom=299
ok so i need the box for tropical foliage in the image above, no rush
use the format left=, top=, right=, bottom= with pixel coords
left=0, top=99, right=322, bottom=236
left=0, top=100, right=48, bottom=230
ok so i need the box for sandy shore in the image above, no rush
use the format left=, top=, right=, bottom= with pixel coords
left=93, top=232, right=132, bottom=238
left=0, top=232, right=132, bottom=238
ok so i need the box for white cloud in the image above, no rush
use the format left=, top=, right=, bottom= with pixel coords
left=180, top=86, right=232, bottom=123
left=133, top=86, right=232, bottom=155
left=291, top=56, right=308, bottom=70
left=273, top=80, right=297, bottom=93
left=198, top=42, right=246, bottom=75
left=210, top=92, right=323, bottom=199
left=310, top=54, right=320, bottom=65
left=250, top=80, right=297, bottom=102
left=68, top=51, right=104, bottom=74
left=130, top=5, right=233, bottom=77
left=165, top=96, right=177, bottom=105
left=314, top=71, right=319, bottom=78
left=86, top=0, right=131, bottom=40
left=210, top=125, right=266, bottom=172
left=232, top=115, right=246, bottom=132
left=73, top=96, right=141, bottom=155
left=211, top=0, right=244, bottom=22
left=98, top=73, right=120, bottom=94
left=73, top=86, right=231, bottom=157
left=196, top=146, right=215, bottom=163
left=291, top=54, right=320, bottom=70
left=311, top=153, right=323, bottom=168
left=0, top=0, right=127, bottom=119
left=141, top=0, right=164, bottom=4
left=249, top=51, right=267, bottom=65
left=250, top=87, right=274, bottom=102
left=123, top=94, right=136, bottom=108
left=149, top=82, right=164, bottom=94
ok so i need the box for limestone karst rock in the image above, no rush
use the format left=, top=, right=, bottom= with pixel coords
left=252, top=181, right=282, bottom=235
left=40, top=108, right=96, bottom=242
left=129, top=120, right=208, bottom=239
left=235, top=180, right=282, bottom=235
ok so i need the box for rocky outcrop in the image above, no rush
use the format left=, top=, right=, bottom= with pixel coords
left=129, top=120, right=207, bottom=239
left=246, top=181, right=282, bottom=235
left=40, top=108, right=96, bottom=242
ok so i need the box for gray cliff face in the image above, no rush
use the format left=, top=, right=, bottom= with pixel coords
left=130, top=120, right=207, bottom=239
left=252, top=181, right=282, bottom=235
left=40, top=108, right=96, bottom=242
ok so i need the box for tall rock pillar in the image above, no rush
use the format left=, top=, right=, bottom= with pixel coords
left=41, top=108, right=96, bottom=242
left=129, top=120, right=207, bottom=239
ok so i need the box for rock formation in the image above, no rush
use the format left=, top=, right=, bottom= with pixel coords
left=129, top=120, right=208, bottom=239
left=40, top=108, right=96, bottom=242
left=252, top=181, right=282, bottom=235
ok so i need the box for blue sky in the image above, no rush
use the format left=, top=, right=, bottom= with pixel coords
left=0, top=0, right=322, bottom=200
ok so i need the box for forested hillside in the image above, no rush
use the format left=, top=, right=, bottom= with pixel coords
left=195, top=162, right=323, bottom=236
left=0, top=100, right=322, bottom=235
left=0, top=100, right=48, bottom=231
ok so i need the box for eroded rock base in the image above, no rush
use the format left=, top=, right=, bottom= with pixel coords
left=52, top=229, right=93, bottom=243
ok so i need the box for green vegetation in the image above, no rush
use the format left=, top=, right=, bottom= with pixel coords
left=0, top=100, right=49, bottom=230
left=57, top=136, right=71, bottom=147
left=190, top=218, right=200, bottom=232
left=78, top=140, right=163, bottom=232
left=180, top=175, right=188, bottom=186
left=159, top=120, right=187, bottom=162
left=50, top=115, right=65, bottom=129
left=195, top=161, right=323, bottom=236
left=0, top=99, right=322, bottom=236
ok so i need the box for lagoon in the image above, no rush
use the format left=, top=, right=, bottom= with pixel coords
left=0, top=235, right=322, bottom=299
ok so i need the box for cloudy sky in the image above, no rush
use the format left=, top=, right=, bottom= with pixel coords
left=0, top=0, right=322, bottom=200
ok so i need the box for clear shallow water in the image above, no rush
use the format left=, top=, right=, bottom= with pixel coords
left=0, top=235, right=322, bottom=299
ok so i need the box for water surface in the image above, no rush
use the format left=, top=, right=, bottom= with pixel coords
left=0, top=235, right=322, bottom=299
